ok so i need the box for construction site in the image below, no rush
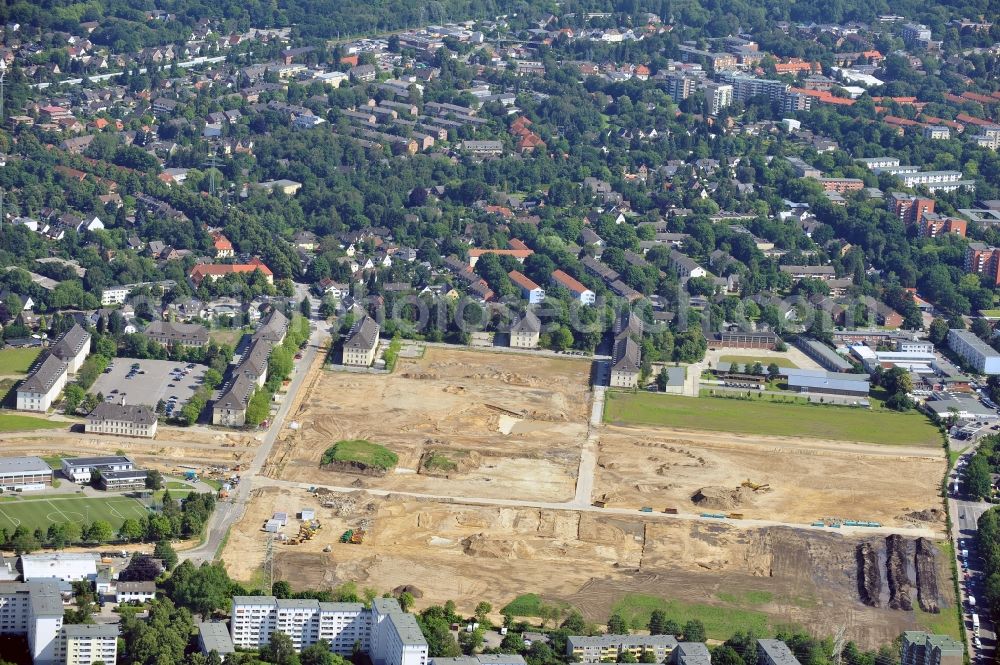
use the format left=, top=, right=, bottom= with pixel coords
left=593, top=425, right=946, bottom=528
left=219, top=345, right=957, bottom=648
left=263, top=347, right=593, bottom=502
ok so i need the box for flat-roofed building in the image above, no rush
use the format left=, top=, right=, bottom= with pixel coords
left=98, top=469, right=148, bottom=491
left=20, top=553, right=99, bottom=583
left=61, top=456, right=135, bottom=484
left=712, top=331, right=779, bottom=349
left=0, top=457, right=52, bottom=488
left=60, top=623, right=119, bottom=665
left=901, top=632, right=964, bottom=665
left=567, top=635, right=679, bottom=663
left=948, top=328, right=1000, bottom=374
left=85, top=402, right=158, bottom=438
left=0, top=579, right=66, bottom=665
left=343, top=316, right=380, bottom=367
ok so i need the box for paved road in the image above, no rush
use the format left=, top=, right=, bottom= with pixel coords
left=949, top=447, right=997, bottom=662
left=181, top=290, right=327, bottom=563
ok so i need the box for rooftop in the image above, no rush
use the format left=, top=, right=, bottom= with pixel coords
left=0, top=456, right=51, bottom=476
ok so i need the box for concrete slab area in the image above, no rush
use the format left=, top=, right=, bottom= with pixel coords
left=90, top=358, right=209, bottom=410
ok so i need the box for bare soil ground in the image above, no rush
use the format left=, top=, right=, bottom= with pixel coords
left=222, top=485, right=954, bottom=649
left=219, top=345, right=953, bottom=648
left=265, top=348, right=592, bottom=502
left=594, top=425, right=947, bottom=529
left=0, top=428, right=257, bottom=476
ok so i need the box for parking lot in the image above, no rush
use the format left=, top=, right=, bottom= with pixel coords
left=90, top=358, right=209, bottom=413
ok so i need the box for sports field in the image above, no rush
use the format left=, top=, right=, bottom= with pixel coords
left=0, top=347, right=41, bottom=374
left=0, top=495, right=151, bottom=532
left=604, top=393, right=942, bottom=446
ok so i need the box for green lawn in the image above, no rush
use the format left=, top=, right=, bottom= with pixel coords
left=719, top=355, right=799, bottom=369
left=979, top=309, right=1000, bottom=319
left=501, top=593, right=571, bottom=617
left=611, top=593, right=772, bottom=639
left=605, top=393, right=942, bottom=446
left=165, top=482, right=194, bottom=490
left=0, top=347, right=41, bottom=374
left=321, top=439, right=398, bottom=470
left=0, top=413, right=61, bottom=433
left=0, top=495, right=151, bottom=532
left=915, top=607, right=962, bottom=640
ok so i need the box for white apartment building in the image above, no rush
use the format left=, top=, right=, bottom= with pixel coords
left=230, top=596, right=425, bottom=665
left=948, top=329, right=1000, bottom=374
left=343, top=315, right=380, bottom=367
left=0, top=579, right=65, bottom=665
left=59, top=624, right=119, bottom=665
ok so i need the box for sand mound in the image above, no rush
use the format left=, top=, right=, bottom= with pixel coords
left=462, top=534, right=536, bottom=559
left=392, top=585, right=423, bottom=598
left=690, top=486, right=755, bottom=510
left=900, top=508, right=946, bottom=523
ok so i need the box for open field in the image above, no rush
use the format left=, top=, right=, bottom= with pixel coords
left=0, top=413, right=61, bottom=433
left=593, top=425, right=946, bottom=527
left=0, top=348, right=41, bottom=374
left=604, top=393, right=942, bottom=446
left=221, top=344, right=953, bottom=648
left=265, top=347, right=592, bottom=502
left=719, top=355, right=798, bottom=369
left=0, top=428, right=258, bottom=476
left=221, top=486, right=955, bottom=648
left=0, top=494, right=150, bottom=531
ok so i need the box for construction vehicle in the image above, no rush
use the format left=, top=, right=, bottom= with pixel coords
left=728, top=513, right=744, bottom=519
left=285, top=538, right=300, bottom=545
left=349, top=529, right=365, bottom=544
left=639, top=506, right=653, bottom=513
left=741, top=479, right=770, bottom=492
left=663, top=507, right=678, bottom=514
left=593, top=499, right=607, bottom=508
left=340, top=529, right=354, bottom=543
left=323, top=545, right=332, bottom=553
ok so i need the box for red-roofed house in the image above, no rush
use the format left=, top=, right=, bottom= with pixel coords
left=508, top=270, right=545, bottom=303
left=467, top=248, right=534, bottom=268
left=190, top=258, right=273, bottom=285
left=551, top=269, right=595, bottom=305
left=212, top=232, right=235, bottom=258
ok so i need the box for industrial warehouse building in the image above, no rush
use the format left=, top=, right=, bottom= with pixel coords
left=0, top=457, right=53, bottom=490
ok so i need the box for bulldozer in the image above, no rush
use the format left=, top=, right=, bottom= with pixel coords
left=741, top=479, right=771, bottom=492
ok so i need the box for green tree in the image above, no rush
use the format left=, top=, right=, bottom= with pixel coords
left=302, top=641, right=343, bottom=665
left=146, top=469, right=163, bottom=490
left=474, top=601, right=492, bottom=624
left=273, top=581, right=293, bottom=599
left=119, top=519, right=144, bottom=543
left=683, top=620, right=706, bottom=643
left=163, top=561, right=239, bottom=617
left=87, top=520, right=115, bottom=544
left=618, top=653, right=638, bottom=663
left=928, top=318, right=949, bottom=346
left=246, top=387, right=271, bottom=426
left=398, top=591, right=415, bottom=612
left=260, top=631, right=299, bottom=665
left=712, top=646, right=745, bottom=665
left=154, top=539, right=178, bottom=570
left=648, top=609, right=667, bottom=635
left=11, top=526, right=40, bottom=553
left=606, top=612, right=628, bottom=634
left=63, top=383, right=86, bottom=413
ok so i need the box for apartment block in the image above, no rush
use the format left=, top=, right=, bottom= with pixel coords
left=566, top=635, right=678, bottom=663
left=230, top=596, right=426, bottom=665
left=704, top=82, right=733, bottom=115
left=948, top=328, right=1000, bottom=374
left=901, top=632, right=963, bottom=665
left=0, top=579, right=65, bottom=665
left=60, top=624, right=119, bottom=665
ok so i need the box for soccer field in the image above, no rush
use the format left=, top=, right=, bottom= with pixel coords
left=0, top=495, right=151, bottom=532
left=604, top=392, right=942, bottom=446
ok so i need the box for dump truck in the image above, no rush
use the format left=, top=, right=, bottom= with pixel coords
left=340, top=530, right=354, bottom=543
left=639, top=506, right=653, bottom=513
left=663, top=507, right=678, bottom=514
left=728, top=513, right=744, bottom=519
left=349, top=529, right=365, bottom=544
